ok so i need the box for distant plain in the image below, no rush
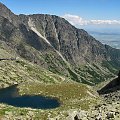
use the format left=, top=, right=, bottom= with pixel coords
left=90, top=31, right=120, bottom=49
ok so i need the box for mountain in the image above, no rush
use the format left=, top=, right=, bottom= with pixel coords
left=0, top=2, right=120, bottom=85
left=0, top=3, right=120, bottom=120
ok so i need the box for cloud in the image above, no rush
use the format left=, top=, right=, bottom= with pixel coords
left=62, top=14, right=88, bottom=25
left=90, top=20, right=120, bottom=25
left=62, top=14, right=120, bottom=26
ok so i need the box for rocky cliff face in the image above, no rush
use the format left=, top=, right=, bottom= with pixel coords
left=0, top=2, right=120, bottom=84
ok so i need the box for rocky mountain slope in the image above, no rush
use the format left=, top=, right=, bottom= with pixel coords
left=0, top=2, right=120, bottom=85
left=0, top=43, right=71, bottom=88
left=0, top=2, right=120, bottom=120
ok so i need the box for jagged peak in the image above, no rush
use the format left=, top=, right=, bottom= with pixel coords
left=0, top=2, right=19, bottom=25
left=0, top=2, right=16, bottom=17
left=0, top=2, right=5, bottom=6
left=0, top=2, right=12, bottom=13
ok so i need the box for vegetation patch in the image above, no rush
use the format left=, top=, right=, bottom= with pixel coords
left=19, top=82, right=98, bottom=110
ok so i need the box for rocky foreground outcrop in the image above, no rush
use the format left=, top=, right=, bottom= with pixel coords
left=48, top=90, right=120, bottom=120
left=48, top=74, right=120, bottom=120
left=98, top=71, right=120, bottom=94
left=48, top=101, right=120, bottom=120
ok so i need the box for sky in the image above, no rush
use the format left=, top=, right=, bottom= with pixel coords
left=0, top=0, right=120, bottom=31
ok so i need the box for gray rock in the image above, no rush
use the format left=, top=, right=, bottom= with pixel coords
left=95, top=115, right=102, bottom=120
left=74, top=114, right=81, bottom=120
left=106, top=112, right=114, bottom=119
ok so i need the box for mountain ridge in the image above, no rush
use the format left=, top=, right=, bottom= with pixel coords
left=0, top=3, right=120, bottom=120
left=0, top=2, right=119, bottom=85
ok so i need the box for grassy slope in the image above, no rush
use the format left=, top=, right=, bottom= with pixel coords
left=0, top=46, right=72, bottom=88
left=19, top=82, right=98, bottom=110
left=0, top=42, right=117, bottom=119
left=74, top=63, right=116, bottom=85
left=0, top=47, right=99, bottom=119
left=0, top=82, right=98, bottom=120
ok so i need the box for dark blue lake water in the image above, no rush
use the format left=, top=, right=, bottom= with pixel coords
left=0, top=85, right=60, bottom=109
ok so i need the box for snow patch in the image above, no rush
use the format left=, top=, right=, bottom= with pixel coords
left=87, top=91, right=96, bottom=98
left=28, top=17, right=69, bottom=64
left=28, top=18, right=51, bottom=45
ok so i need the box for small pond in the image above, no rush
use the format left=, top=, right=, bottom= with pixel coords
left=0, top=85, right=60, bottom=109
